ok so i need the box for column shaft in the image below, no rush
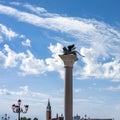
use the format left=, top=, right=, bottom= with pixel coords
left=64, top=66, right=73, bottom=120
left=59, top=54, right=78, bottom=120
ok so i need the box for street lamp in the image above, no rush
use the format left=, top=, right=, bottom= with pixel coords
left=12, top=99, right=29, bottom=120
left=84, top=114, right=87, bottom=120
left=2, top=114, right=10, bottom=120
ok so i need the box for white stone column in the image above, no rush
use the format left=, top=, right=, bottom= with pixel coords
left=59, top=54, right=78, bottom=120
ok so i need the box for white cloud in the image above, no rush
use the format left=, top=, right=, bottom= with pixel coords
left=103, top=59, right=120, bottom=79
left=45, top=43, right=64, bottom=78
left=0, top=24, right=18, bottom=40
left=74, top=88, right=82, bottom=93
left=23, top=43, right=62, bottom=79
left=4, top=44, right=18, bottom=67
left=22, top=39, right=31, bottom=47
left=10, top=2, right=47, bottom=13
left=23, top=4, right=47, bottom=14
left=0, top=24, right=31, bottom=47
left=0, top=4, right=119, bottom=44
left=0, top=43, right=63, bottom=76
left=0, top=50, right=6, bottom=67
left=96, top=85, right=120, bottom=92
left=0, top=85, right=49, bottom=98
left=1, top=44, right=25, bottom=68
left=20, top=50, right=46, bottom=75
left=79, top=47, right=120, bottom=80
left=106, top=85, right=120, bottom=91
left=0, top=4, right=94, bottom=35
left=0, top=35, right=3, bottom=42
left=0, top=4, right=120, bottom=80
left=74, top=98, right=90, bottom=103
left=10, top=2, right=21, bottom=6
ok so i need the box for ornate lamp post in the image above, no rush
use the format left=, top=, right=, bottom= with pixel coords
left=2, top=114, right=10, bottom=120
left=84, top=114, right=87, bottom=120
left=12, top=99, right=29, bottom=120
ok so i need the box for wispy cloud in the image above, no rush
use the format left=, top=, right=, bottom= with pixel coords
left=0, top=44, right=24, bottom=68
left=0, top=4, right=94, bottom=34
left=0, top=24, right=18, bottom=41
left=0, top=23, right=31, bottom=47
left=23, top=4, right=47, bottom=14
left=21, top=39, right=31, bottom=47
left=0, top=3, right=120, bottom=81
left=10, top=2, right=21, bottom=6
left=94, top=85, right=120, bottom=92
left=20, top=50, right=46, bottom=75
left=0, top=85, right=49, bottom=98
left=106, top=85, right=120, bottom=91
left=20, top=43, right=63, bottom=76
left=74, top=88, right=82, bottom=93
left=0, top=43, right=63, bottom=76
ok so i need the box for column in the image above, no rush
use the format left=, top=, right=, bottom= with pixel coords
left=59, top=54, right=78, bottom=120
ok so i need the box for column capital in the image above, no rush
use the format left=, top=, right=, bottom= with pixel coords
left=59, top=54, right=78, bottom=67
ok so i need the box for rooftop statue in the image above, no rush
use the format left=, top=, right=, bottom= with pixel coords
left=63, top=44, right=85, bottom=57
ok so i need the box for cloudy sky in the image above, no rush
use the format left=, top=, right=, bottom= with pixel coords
left=0, top=0, right=120, bottom=119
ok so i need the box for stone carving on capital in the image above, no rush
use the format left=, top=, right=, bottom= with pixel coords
left=59, top=44, right=85, bottom=67
left=62, top=44, right=85, bottom=57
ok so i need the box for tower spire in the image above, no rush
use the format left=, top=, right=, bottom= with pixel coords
left=46, top=99, right=51, bottom=120
left=47, top=99, right=51, bottom=111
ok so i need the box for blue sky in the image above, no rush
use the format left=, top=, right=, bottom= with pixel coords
left=0, top=0, right=120, bottom=120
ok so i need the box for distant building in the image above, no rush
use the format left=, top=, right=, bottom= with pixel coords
left=90, top=118, right=113, bottom=120
left=46, top=99, right=64, bottom=120
left=74, top=114, right=80, bottom=120
left=46, top=100, right=113, bottom=120
left=46, top=99, right=51, bottom=120
left=73, top=114, right=113, bottom=120
left=50, top=113, right=64, bottom=120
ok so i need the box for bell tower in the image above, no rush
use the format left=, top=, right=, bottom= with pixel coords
left=46, top=99, right=51, bottom=120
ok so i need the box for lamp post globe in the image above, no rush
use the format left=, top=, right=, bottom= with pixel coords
left=12, top=99, right=29, bottom=120
left=2, top=114, right=10, bottom=120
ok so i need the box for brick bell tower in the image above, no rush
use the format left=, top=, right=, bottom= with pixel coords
left=46, top=99, right=51, bottom=120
